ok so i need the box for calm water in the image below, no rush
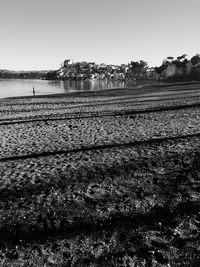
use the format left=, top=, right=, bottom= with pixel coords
left=0, top=79, right=157, bottom=98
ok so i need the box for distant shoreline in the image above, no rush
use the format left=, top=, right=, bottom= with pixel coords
left=2, top=81, right=200, bottom=100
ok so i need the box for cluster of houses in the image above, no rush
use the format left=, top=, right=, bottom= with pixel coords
left=2, top=55, right=200, bottom=82
left=56, top=59, right=157, bottom=80
left=45, top=54, right=200, bottom=81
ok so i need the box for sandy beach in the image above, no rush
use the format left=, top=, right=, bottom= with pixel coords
left=1, top=82, right=200, bottom=266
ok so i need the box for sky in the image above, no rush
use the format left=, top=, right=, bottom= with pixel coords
left=0, top=0, right=200, bottom=70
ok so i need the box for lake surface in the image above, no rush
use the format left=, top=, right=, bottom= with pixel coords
left=0, top=79, right=157, bottom=98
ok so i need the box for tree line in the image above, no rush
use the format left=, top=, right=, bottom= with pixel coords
left=155, top=54, right=200, bottom=81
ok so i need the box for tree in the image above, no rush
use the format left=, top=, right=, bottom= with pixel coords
left=177, top=54, right=187, bottom=61
left=167, top=56, right=174, bottom=61
left=191, top=54, right=200, bottom=65
left=191, top=67, right=200, bottom=80
left=155, top=65, right=166, bottom=74
left=130, top=60, right=148, bottom=78
left=45, top=71, right=58, bottom=80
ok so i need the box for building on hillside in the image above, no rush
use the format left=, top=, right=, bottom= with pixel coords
left=146, top=67, right=156, bottom=79
left=88, top=62, right=96, bottom=67
left=163, top=64, right=177, bottom=79
left=185, top=60, right=192, bottom=74
left=64, top=59, right=73, bottom=67
left=121, top=64, right=129, bottom=73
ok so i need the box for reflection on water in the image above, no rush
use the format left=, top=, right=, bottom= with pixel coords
left=60, top=80, right=128, bottom=92
left=0, top=79, right=157, bottom=98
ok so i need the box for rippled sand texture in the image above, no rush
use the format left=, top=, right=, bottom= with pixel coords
left=1, top=83, right=200, bottom=266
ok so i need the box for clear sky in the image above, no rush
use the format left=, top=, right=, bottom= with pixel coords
left=0, top=0, right=200, bottom=70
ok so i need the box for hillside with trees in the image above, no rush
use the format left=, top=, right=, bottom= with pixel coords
left=0, top=70, right=51, bottom=79
left=155, top=54, right=200, bottom=81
